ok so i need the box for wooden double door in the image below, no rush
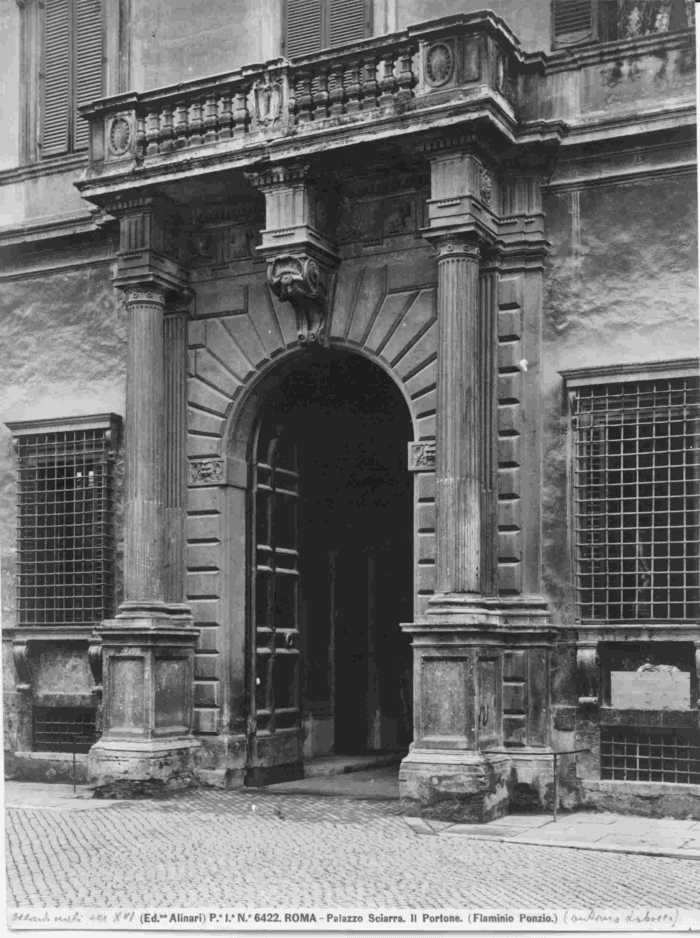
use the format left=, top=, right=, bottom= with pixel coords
left=245, top=352, right=413, bottom=785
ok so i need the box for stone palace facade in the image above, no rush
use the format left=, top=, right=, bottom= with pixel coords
left=1, top=0, right=698, bottom=820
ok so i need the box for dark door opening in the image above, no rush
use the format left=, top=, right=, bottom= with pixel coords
left=248, top=349, right=413, bottom=781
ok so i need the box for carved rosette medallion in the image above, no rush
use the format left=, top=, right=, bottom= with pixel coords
left=189, top=458, right=225, bottom=486
left=109, top=117, right=132, bottom=156
left=425, top=42, right=454, bottom=87
left=408, top=441, right=436, bottom=472
left=269, top=254, right=328, bottom=345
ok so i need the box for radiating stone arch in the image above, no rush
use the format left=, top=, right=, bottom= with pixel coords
left=186, top=270, right=438, bottom=467
left=184, top=267, right=438, bottom=738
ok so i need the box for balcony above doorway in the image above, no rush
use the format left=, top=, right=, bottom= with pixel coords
left=77, top=12, right=564, bottom=205
left=74, top=8, right=695, bottom=219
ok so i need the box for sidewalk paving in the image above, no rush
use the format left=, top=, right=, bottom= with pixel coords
left=5, top=777, right=700, bottom=859
left=406, top=810, right=700, bottom=860
left=5, top=780, right=700, bottom=909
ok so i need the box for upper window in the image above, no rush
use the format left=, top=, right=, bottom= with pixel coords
left=7, top=415, right=119, bottom=627
left=283, top=0, right=372, bottom=58
left=553, top=0, right=694, bottom=48
left=42, top=0, right=104, bottom=157
left=565, top=364, right=699, bottom=623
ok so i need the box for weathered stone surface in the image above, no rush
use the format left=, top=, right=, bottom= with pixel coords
left=0, top=263, right=126, bottom=628
left=541, top=175, right=698, bottom=625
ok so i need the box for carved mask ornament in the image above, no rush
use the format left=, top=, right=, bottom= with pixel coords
left=269, top=254, right=328, bottom=345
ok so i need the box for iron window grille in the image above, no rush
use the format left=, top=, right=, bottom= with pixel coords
left=8, top=416, right=119, bottom=627
left=601, top=726, right=700, bottom=785
left=33, top=706, right=97, bottom=753
left=571, top=375, right=699, bottom=623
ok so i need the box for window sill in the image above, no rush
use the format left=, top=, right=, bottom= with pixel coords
left=582, top=778, right=700, bottom=798
left=576, top=624, right=700, bottom=641
left=548, top=26, right=694, bottom=69
left=2, top=626, right=99, bottom=643
left=10, top=750, right=89, bottom=763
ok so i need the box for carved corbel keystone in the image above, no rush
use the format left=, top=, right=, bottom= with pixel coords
left=268, top=254, right=330, bottom=345
left=248, top=161, right=340, bottom=346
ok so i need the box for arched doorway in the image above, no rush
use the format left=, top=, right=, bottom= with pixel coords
left=245, top=349, right=413, bottom=785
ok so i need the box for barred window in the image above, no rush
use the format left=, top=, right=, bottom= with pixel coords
left=601, top=727, right=700, bottom=785
left=7, top=415, right=119, bottom=627
left=570, top=372, right=699, bottom=623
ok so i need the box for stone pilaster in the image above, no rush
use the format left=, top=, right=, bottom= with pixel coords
left=164, top=304, right=190, bottom=609
left=120, top=287, right=168, bottom=615
left=434, top=235, right=483, bottom=596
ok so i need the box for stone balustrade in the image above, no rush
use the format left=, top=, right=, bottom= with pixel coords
left=81, top=12, right=529, bottom=176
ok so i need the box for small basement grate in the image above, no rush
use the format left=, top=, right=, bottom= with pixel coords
left=33, top=706, right=97, bottom=754
left=601, top=726, right=700, bottom=785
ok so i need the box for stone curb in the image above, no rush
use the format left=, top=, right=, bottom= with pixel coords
left=436, top=828, right=700, bottom=860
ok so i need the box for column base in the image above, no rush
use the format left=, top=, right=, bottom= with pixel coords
left=88, top=737, right=200, bottom=798
left=424, top=593, right=502, bottom=627
left=116, top=602, right=193, bottom=623
left=399, top=748, right=511, bottom=823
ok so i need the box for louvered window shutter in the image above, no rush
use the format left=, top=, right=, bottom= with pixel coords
left=43, top=0, right=71, bottom=156
left=328, top=0, right=368, bottom=47
left=285, top=0, right=323, bottom=57
left=74, top=0, right=103, bottom=151
left=553, top=0, right=595, bottom=46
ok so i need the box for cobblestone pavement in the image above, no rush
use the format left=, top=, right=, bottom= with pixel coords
left=5, top=785, right=700, bottom=910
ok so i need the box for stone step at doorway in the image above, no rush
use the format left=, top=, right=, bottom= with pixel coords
left=243, top=761, right=403, bottom=800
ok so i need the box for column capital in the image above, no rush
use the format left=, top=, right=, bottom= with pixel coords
left=110, top=195, right=190, bottom=296
left=431, top=233, right=483, bottom=261
left=118, top=285, right=168, bottom=307
left=244, top=160, right=312, bottom=192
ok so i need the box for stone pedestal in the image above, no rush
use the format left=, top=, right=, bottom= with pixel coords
left=400, top=749, right=512, bottom=823
left=88, top=623, right=199, bottom=796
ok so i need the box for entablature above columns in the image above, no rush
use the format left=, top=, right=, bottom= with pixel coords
left=107, top=195, right=192, bottom=297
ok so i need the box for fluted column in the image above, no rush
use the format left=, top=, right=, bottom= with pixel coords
left=120, top=287, right=167, bottom=613
left=434, top=235, right=483, bottom=596
left=164, top=308, right=189, bottom=608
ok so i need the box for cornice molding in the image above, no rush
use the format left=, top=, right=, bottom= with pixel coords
left=546, top=27, right=695, bottom=74
left=0, top=153, right=89, bottom=186
left=561, top=358, right=699, bottom=388
left=6, top=413, right=121, bottom=437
